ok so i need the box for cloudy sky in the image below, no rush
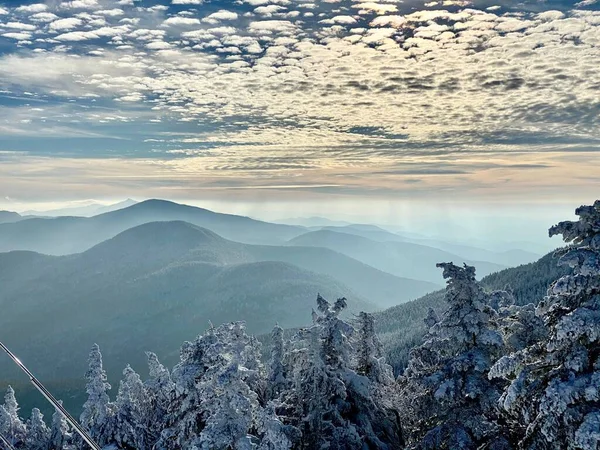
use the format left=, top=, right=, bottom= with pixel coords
left=0, top=0, right=598, bottom=216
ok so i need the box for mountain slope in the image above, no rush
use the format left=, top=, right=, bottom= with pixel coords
left=0, top=222, right=374, bottom=387
left=288, top=230, right=505, bottom=283
left=0, top=210, right=21, bottom=224
left=0, top=199, right=305, bottom=254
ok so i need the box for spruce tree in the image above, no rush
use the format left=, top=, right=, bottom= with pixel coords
left=490, top=201, right=600, bottom=449
left=80, top=343, right=113, bottom=446
left=400, top=263, right=508, bottom=449
left=143, top=351, right=174, bottom=448
left=25, top=408, right=50, bottom=450
left=50, top=402, right=72, bottom=450
left=0, top=386, right=27, bottom=447
left=109, top=365, right=147, bottom=449
left=267, top=324, right=287, bottom=401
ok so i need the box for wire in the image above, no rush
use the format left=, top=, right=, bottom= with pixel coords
left=0, top=341, right=102, bottom=450
left=0, top=433, right=16, bottom=450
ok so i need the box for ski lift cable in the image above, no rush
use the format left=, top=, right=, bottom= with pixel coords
left=0, top=341, right=102, bottom=450
left=0, top=432, right=17, bottom=450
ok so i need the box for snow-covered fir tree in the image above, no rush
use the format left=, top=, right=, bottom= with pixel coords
left=266, top=324, right=287, bottom=402
left=80, top=344, right=113, bottom=446
left=107, top=365, right=148, bottom=449
left=0, top=386, right=27, bottom=448
left=25, top=408, right=50, bottom=450
left=158, top=321, right=276, bottom=449
left=400, top=263, right=509, bottom=449
left=142, top=351, right=174, bottom=448
left=281, top=295, right=400, bottom=449
left=489, top=201, right=600, bottom=449
left=50, top=402, right=73, bottom=450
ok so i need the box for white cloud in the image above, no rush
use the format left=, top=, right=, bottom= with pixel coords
left=30, top=12, right=60, bottom=23
left=248, top=20, right=297, bottom=34
left=3, top=21, right=37, bottom=31
left=370, top=15, right=405, bottom=28
left=2, top=32, right=32, bottom=40
left=97, top=9, right=125, bottom=17
left=353, top=3, right=398, bottom=14
left=171, top=0, right=204, bottom=4
left=15, top=3, right=48, bottom=13
left=162, top=16, right=201, bottom=26
left=204, top=10, right=239, bottom=22
left=60, top=0, right=100, bottom=10
left=49, top=18, right=84, bottom=31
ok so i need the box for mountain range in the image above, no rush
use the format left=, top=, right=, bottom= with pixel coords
left=0, top=220, right=441, bottom=387
left=0, top=199, right=305, bottom=254
left=0, top=198, right=547, bottom=417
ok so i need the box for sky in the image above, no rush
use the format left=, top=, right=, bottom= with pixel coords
left=0, top=0, right=598, bottom=218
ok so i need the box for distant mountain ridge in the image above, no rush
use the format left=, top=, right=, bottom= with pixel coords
left=22, top=198, right=138, bottom=217
left=0, top=210, right=21, bottom=224
left=0, top=199, right=305, bottom=254
left=288, top=229, right=506, bottom=283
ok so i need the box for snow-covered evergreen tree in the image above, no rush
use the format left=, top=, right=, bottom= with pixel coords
left=143, top=351, right=174, bottom=448
left=0, top=386, right=27, bottom=448
left=400, top=263, right=508, bottom=449
left=25, top=408, right=50, bottom=450
left=489, top=201, right=600, bottom=449
left=50, top=402, right=73, bottom=450
left=197, top=354, right=259, bottom=449
left=108, top=365, right=148, bottom=449
left=283, top=295, right=400, bottom=449
left=266, top=324, right=287, bottom=401
left=80, top=343, right=113, bottom=446
left=158, top=322, right=267, bottom=449
left=255, top=403, right=297, bottom=450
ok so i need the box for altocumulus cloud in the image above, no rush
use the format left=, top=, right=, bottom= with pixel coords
left=0, top=0, right=599, bottom=202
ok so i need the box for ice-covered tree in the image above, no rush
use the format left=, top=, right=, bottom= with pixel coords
left=256, top=404, right=297, bottom=450
left=355, top=311, right=394, bottom=386
left=80, top=344, right=113, bottom=446
left=489, top=201, right=600, bottom=449
left=50, top=402, right=73, bottom=450
left=284, top=295, right=400, bottom=449
left=266, top=324, right=287, bottom=401
left=108, top=365, right=148, bottom=449
left=143, top=352, right=174, bottom=447
left=400, top=263, right=508, bottom=449
left=25, top=408, right=50, bottom=450
left=0, top=386, right=27, bottom=447
left=197, top=355, right=259, bottom=449
left=158, top=322, right=266, bottom=449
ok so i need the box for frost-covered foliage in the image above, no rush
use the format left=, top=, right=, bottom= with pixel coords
left=400, top=263, right=509, bottom=449
left=143, top=352, right=174, bottom=446
left=278, top=295, right=400, bottom=449
left=25, top=408, right=50, bottom=450
left=50, top=402, right=74, bottom=450
left=490, top=201, right=600, bottom=449
left=108, top=365, right=148, bottom=449
left=156, top=321, right=284, bottom=449
left=0, top=386, right=27, bottom=448
left=80, top=343, right=113, bottom=446
left=266, top=324, right=287, bottom=401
